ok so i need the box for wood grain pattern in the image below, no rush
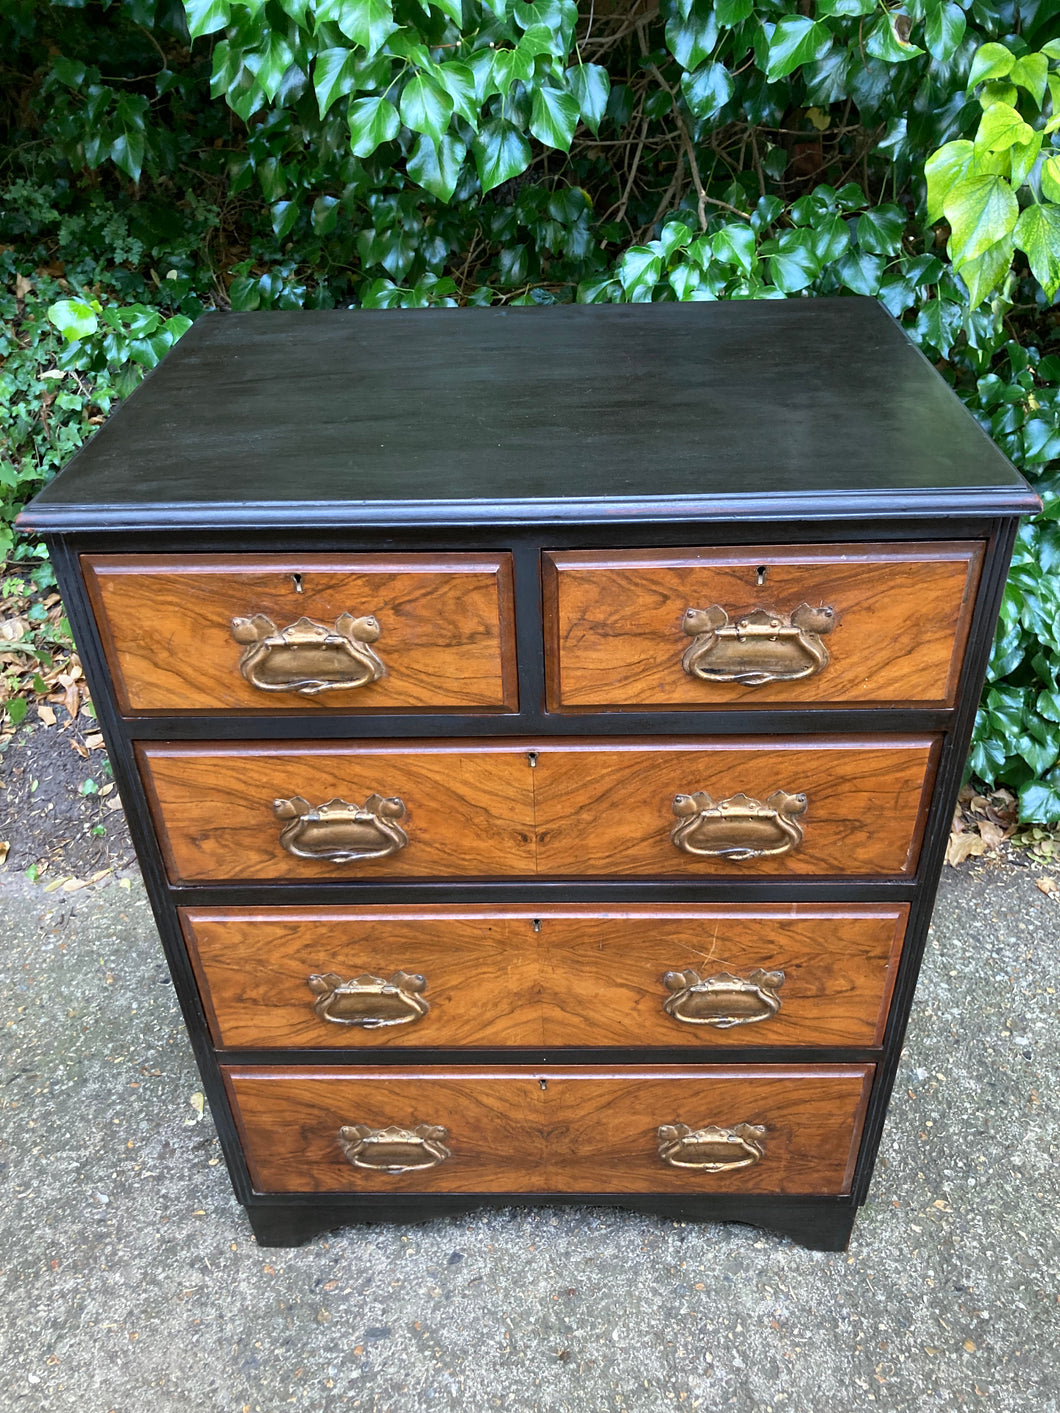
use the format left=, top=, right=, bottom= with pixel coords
left=137, top=741, right=537, bottom=882
left=140, top=736, right=937, bottom=881
left=184, top=904, right=907, bottom=1050
left=532, top=737, right=938, bottom=878
left=223, top=1064, right=873, bottom=1195
left=543, top=542, right=983, bottom=710
left=83, top=553, right=517, bottom=713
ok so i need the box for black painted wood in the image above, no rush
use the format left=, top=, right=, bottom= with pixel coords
left=245, top=1194, right=859, bottom=1252
left=18, top=301, right=1037, bottom=534
left=24, top=304, right=1037, bottom=1253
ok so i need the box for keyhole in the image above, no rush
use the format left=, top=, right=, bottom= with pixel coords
left=527, top=751, right=538, bottom=769
left=291, top=573, right=304, bottom=593
left=539, top=1078, right=548, bottom=1091
left=532, top=919, right=542, bottom=933
left=755, top=565, right=768, bottom=587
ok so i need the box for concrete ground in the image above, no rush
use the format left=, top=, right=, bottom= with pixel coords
left=1, top=861, right=1057, bottom=1413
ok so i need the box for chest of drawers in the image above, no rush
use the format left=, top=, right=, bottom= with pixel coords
left=20, top=299, right=1037, bottom=1251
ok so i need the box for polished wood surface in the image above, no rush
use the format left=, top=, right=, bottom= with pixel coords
left=532, top=737, right=938, bottom=878
left=83, top=553, right=517, bottom=713
left=543, top=542, right=983, bottom=710
left=185, top=904, right=907, bottom=1050
left=138, top=741, right=537, bottom=882
left=224, top=1064, right=873, bottom=1195
left=140, top=735, right=936, bottom=882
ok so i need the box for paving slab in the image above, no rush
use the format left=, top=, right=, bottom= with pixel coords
left=1, top=861, right=1058, bottom=1413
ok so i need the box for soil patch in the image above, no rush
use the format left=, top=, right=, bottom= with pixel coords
left=0, top=719, right=134, bottom=882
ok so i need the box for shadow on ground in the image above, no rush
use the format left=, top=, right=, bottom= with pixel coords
left=1, top=859, right=1057, bottom=1412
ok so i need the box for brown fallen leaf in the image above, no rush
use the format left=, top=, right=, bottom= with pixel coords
left=14, top=273, right=33, bottom=299
left=36, top=704, right=56, bottom=726
left=84, top=732, right=105, bottom=749
left=964, top=1340, right=976, bottom=1353
left=977, top=819, right=1005, bottom=851
left=0, top=841, right=9, bottom=865
left=946, top=832, right=989, bottom=867
left=1036, top=877, right=1058, bottom=897
left=69, top=739, right=89, bottom=759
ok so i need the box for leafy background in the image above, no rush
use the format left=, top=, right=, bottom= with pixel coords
left=2, top=0, right=1059, bottom=822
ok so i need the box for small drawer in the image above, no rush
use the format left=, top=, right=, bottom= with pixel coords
left=138, top=741, right=537, bottom=884
left=184, top=904, right=907, bottom=1050
left=532, top=736, right=938, bottom=878
left=82, top=553, right=517, bottom=713
left=223, top=1064, right=873, bottom=1195
left=543, top=542, right=983, bottom=710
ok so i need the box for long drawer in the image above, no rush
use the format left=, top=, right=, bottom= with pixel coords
left=184, top=904, right=907, bottom=1050
left=138, top=735, right=938, bottom=882
left=82, top=552, right=518, bottom=713
left=543, top=541, right=983, bottom=710
left=224, top=1064, right=874, bottom=1195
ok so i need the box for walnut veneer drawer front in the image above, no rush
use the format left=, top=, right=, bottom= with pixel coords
left=225, top=1066, right=873, bottom=1195
left=543, top=543, right=983, bottom=710
left=532, top=737, right=938, bottom=878
left=82, top=554, right=517, bottom=713
left=184, top=905, right=907, bottom=1050
left=139, top=736, right=936, bottom=882
left=138, top=741, right=537, bottom=882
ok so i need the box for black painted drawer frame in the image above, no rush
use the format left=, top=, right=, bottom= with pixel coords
left=44, top=511, right=1018, bottom=1252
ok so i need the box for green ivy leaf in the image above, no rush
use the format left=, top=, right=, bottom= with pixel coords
left=976, top=102, right=1035, bottom=153
left=434, top=61, right=479, bottom=127
left=432, top=0, right=463, bottom=21
left=715, top=0, right=752, bottom=23
left=957, top=235, right=1016, bottom=307
left=1040, top=153, right=1060, bottom=203
left=815, top=0, right=874, bottom=13
left=400, top=74, right=454, bottom=142
left=832, top=248, right=882, bottom=295
left=967, top=41, right=1016, bottom=89
left=406, top=132, right=466, bottom=201
left=314, top=48, right=360, bottom=119
left=666, top=1, right=719, bottom=73
left=856, top=204, right=905, bottom=255
left=1018, top=781, right=1060, bottom=824
left=472, top=119, right=532, bottom=194
left=809, top=214, right=850, bottom=262
left=184, top=0, right=231, bottom=39
left=764, top=240, right=818, bottom=293
left=347, top=95, right=400, bottom=157
left=712, top=223, right=756, bottom=273
left=864, top=15, right=923, bottom=63
left=566, top=63, right=610, bottom=135
left=944, top=173, right=1019, bottom=265
left=318, top=0, right=399, bottom=57
left=47, top=299, right=99, bottom=343
left=271, top=199, right=299, bottom=238
left=530, top=85, right=580, bottom=151
left=1015, top=204, right=1060, bottom=298
left=680, top=62, right=734, bottom=121
left=765, top=17, right=830, bottom=83
left=617, top=245, right=663, bottom=300
left=1009, top=131, right=1044, bottom=188
left=925, top=1, right=966, bottom=62
left=1009, top=52, right=1049, bottom=106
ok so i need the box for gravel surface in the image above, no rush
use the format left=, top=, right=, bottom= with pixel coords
left=1, top=861, right=1057, bottom=1413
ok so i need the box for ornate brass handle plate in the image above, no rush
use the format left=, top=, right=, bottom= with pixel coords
left=308, top=971, right=428, bottom=1028
left=274, top=793, right=408, bottom=863
left=682, top=603, right=835, bottom=686
left=671, top=789, right=807, bottom=861
left=657, top=1122, right=767, bottom=1172
left=663, top=967, right=785, bottom=1028
left=337, top=1123, right=450, bottom=1174
left=231, top=612, right=385, bottom=695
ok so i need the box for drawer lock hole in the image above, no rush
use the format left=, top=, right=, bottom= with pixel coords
left=291, top=573, right=304, bottom=593
left=755, top=565, right=768, bottom=586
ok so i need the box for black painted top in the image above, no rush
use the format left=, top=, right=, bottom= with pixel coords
left=19, top=298, right=1037, bottom=532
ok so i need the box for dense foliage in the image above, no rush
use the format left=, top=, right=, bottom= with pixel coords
left=1, top=0, right=1059, bottom=816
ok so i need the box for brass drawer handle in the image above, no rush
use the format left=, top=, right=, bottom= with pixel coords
left=671, top=789, right=806, bottom=861
left=682, top=603, right=835, bottom=685
left=657, top=1122, right=766, bottom=1172
left=274, top=793, right=408, bottom=863
left=231, top=612, right=385, bottom=694
left=308, top=970, right=428, bottom=1028
left=663, top=967, right=785, bottom=1028
left=337, top=1123, right=450, bottom=1174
